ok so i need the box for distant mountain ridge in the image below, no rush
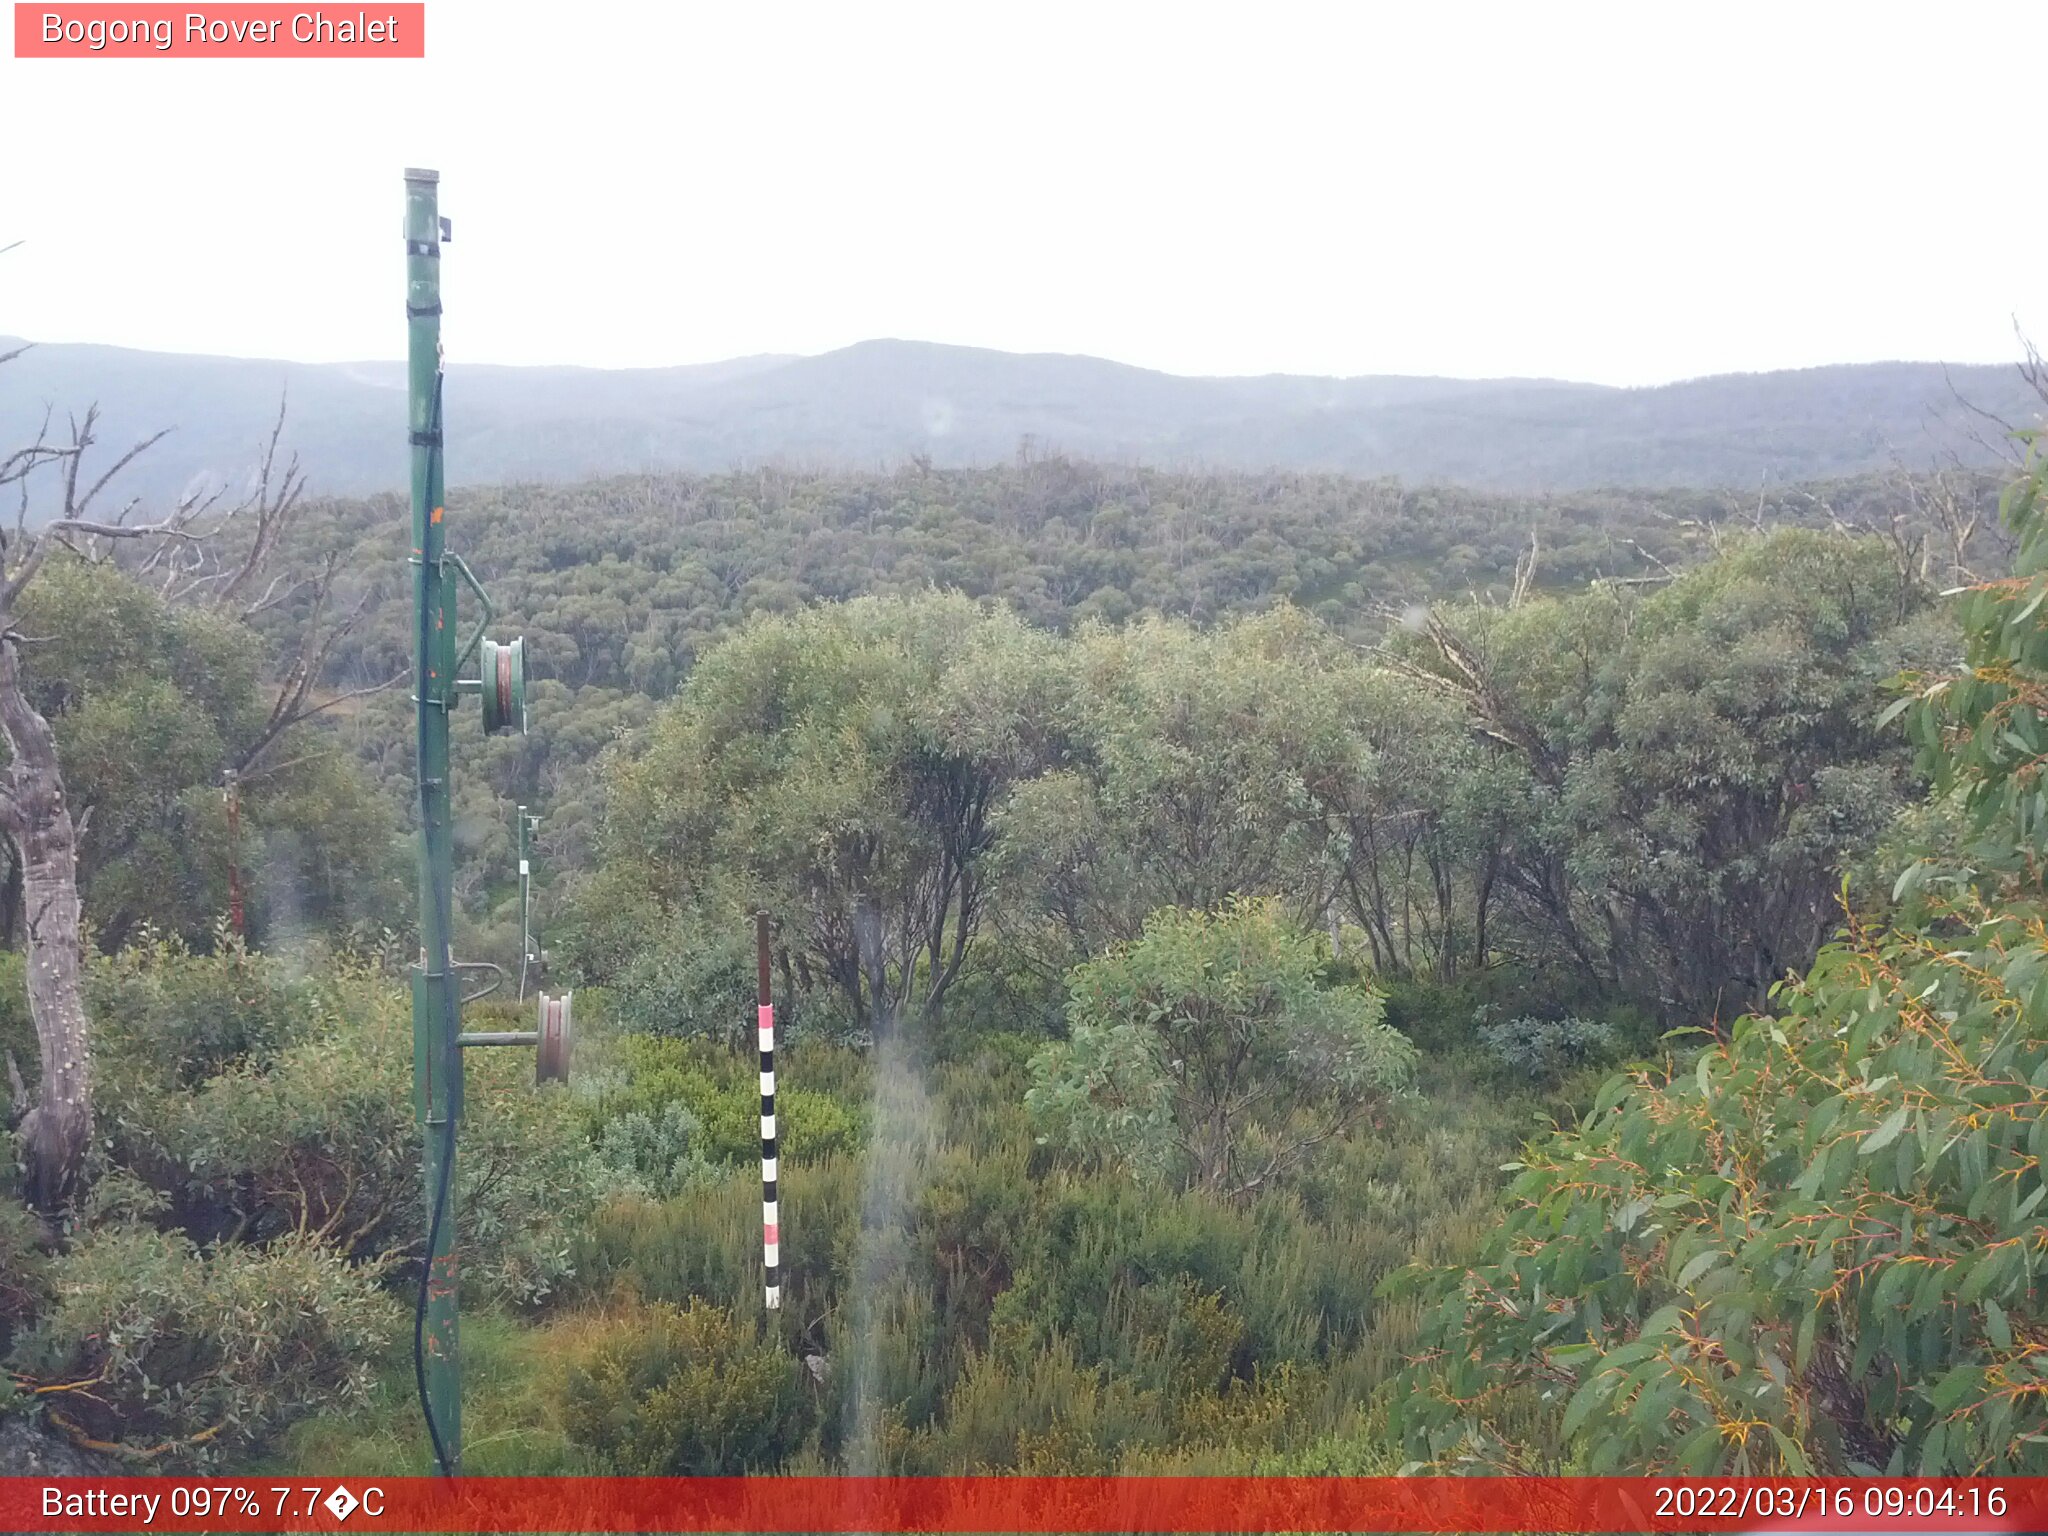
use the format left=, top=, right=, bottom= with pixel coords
left=0, top=335, right=2035, bottom=507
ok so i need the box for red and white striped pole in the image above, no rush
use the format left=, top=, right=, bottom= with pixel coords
left=756, top=912, right=780, bottom=1311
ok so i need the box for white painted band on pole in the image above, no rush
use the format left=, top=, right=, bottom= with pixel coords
left=757, top=950, right=780, bottom=1312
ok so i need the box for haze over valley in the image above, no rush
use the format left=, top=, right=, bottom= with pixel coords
left=1, top=334, right=2032, bottom=509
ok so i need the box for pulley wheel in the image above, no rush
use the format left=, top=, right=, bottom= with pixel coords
left=480, top=636, right=527, bottom=736
left=536, top=991, right=572, bottom=1083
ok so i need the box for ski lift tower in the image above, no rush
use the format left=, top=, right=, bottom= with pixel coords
left=405, top=167, right=568, bottom=1476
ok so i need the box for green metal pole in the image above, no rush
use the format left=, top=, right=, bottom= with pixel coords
left=405, top=166, right=462, bottom=1475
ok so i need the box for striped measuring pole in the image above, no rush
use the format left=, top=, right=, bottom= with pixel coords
left=756, top=912, right=780, bottom=1311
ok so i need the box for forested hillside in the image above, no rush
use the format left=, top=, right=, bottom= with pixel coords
left=1, top=335, right=2033, bottom=505
left=9, top=414, right=2048, bottom=1478
left=237, top=457, right=1999, bottom=966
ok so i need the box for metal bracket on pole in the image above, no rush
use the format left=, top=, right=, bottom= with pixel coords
left=446, top=552, right=496, bottom=676
left=458, top=991, right=573, bottom=1083
left=450, top=958, right=504, bottom=1005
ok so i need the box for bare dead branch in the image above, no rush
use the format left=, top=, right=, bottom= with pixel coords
left=230, top=555, right=393, bottom=774
left=214, top=394, right=308, bottom=609
left=0, top=409, right=58, bottom=490
left=233, top=747, right=332, bottom=784
left=44, top=516, right=205, bottom=543
left=1509, top=529, right=1540, bottom=609
left=2014, top=321, right=2048, bottom=414
left=141, top=487, right=230, bottom=585
left=1623, top=538, right=1679, bottom=580
left=1938, top=359, right=2030, bottom=469
left=237, top=570, right=316, bottom=619
left=244, top=671, right=407, bottom=768
left=72, top=429, right=172, bottom=523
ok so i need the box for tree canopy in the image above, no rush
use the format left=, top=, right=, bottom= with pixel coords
left=12, top=557, right=401, bottom=952
left=1389, top=439, right=2048, bottom=1476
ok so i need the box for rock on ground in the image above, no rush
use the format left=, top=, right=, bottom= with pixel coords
left=0, top=1413, right=123, bottom=1475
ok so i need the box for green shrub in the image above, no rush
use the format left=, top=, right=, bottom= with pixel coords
left=557, top=1300, right=807, bottom=1473
left=702, top=1084, right=857, bottom=1165
left=1377, top=974, right=1498, bottom=1055
left=1029, top=900, right=1415, bottom=1195
left=591, top=1037, right=863, bottom=1166
left=264, top=1311, right=603, bottom=1476
left=1381, top=969, right=1654, bottom=1059
left=0, top=951, right=33, bottom=1092
left=10, top=1226, right=394, bottom=1465
left=0, top=1198, right=50, bottom=1353
left=905, top=1313, right=1310, bottom=1474
left=581, top=1154, right=860, bottom=1334
left=594, top=1102, right=715, bottom=1199
left=907, top=1334, right=1150, bottom=1473
left=580, top=1015, right=1537, bottom=1472
left=1253, top=1424, right=1402, bottom=1474
left=89, top=930, right=321, bottom=1088
left=98, top=948, right=601, bottom=1307
left=925, top=946, right=1065, bottom=1057
left=1475, top=1011, right=1617, bottom=1081
left=611, top=924, right=757, bottom=1047
left=564, top=950, right=1547, bottom=1480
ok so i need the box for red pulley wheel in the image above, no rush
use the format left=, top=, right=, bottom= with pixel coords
left=537, top=992, right=572, bottom=1083
left=479, top=636, right=526, bottom=736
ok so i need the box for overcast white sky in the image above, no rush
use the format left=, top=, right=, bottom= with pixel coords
left=1, top=0, right=2041, bottom=386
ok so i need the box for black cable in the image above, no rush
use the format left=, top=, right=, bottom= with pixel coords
left=410, top=367, right=459, bottom=1479
left=414, top=1106, right=458, bottom=1476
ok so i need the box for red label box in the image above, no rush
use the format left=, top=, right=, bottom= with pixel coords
left=14, top=3, right=425, bottom=56
left=0, top=1477, right=2040, bottom=1533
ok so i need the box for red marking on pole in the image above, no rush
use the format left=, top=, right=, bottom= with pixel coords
left=757, top=913, right=779, bottom=1310
left=222, top=776, right=244, bottom=937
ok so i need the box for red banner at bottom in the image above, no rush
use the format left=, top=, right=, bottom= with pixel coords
left=1, top=1476, right=2041, bottom=1533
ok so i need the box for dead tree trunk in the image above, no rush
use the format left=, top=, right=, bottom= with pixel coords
left=0, top=633, right=90, bottom=1211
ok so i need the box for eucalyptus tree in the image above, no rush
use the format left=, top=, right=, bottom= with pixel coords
left=604, top=592, right=1063, bottom=1039
left=1391, top=445, right=2048, bottom=1476
left=1396, top=529, right=1941, bottom=1023
left=995, top=607, right=1362, bottom=964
